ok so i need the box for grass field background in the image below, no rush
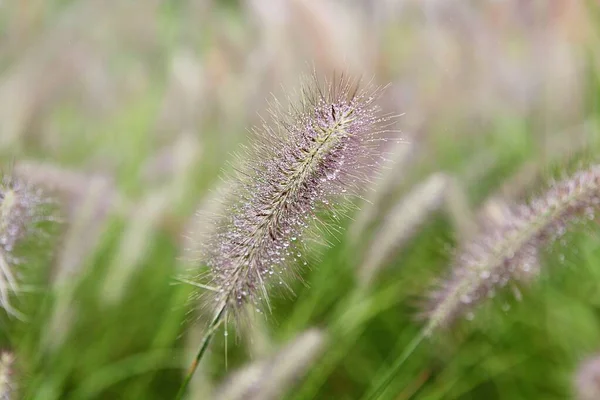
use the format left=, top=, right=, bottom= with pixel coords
left=2, top=1, right=600, bottom=399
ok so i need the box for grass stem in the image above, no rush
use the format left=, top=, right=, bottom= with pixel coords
left=175, top=306, right=225, bottom=400
left=362, top=328, right=428, bottom=400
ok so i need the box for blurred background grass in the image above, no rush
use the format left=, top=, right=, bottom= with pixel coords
left=1, top=0, right=600, bottom=399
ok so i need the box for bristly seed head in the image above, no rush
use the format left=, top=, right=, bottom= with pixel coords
left=0, top=170, right=54, bottom=317
left=195, top=75, right=391, bottom=323
left=424, top=165, right=600, bottom=332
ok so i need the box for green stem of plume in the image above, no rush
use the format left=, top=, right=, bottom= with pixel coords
left=362, top=328, right=428, bottom=400
left=175, top=306, right=225, bottom=400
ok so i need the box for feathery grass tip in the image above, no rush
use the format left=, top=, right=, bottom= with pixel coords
left=0, top=170, right=54, bottom=317
left=195, top=75, right=390, bottom=323
left=425, top=164, right=600, bottom=332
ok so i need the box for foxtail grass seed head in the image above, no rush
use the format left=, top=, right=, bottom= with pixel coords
left=425, top=165, right=600, bottom=332
left=195, top=75, right=390, bottom=323
left=0, top=171, right=54, bottom=316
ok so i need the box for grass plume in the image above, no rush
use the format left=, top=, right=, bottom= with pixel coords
left=213, top=329, right=325, bottom=400
left=359, top=172, right=449, bottom=287
left=425, top=164, right=600, bottom=331
left=178, top=75, right=390, bottom=398
left=195, top=75, right=389, bottom=323
left=0, top=169, right=56, bottom=317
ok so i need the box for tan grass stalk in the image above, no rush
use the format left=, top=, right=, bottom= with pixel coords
left=0, top=352, right=14, bottom=400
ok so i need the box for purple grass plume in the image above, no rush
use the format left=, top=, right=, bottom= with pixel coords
left=0, top=169, right=55, bottom=317
left=424, top=165, right=600, bottom=332
left=194, top=75, right=390, bottom=325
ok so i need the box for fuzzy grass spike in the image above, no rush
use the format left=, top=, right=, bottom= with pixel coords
left=178, top=75, right=390, bottom=399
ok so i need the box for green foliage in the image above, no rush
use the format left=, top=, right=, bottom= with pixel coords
left=1, top=1, right=600, bottom=399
